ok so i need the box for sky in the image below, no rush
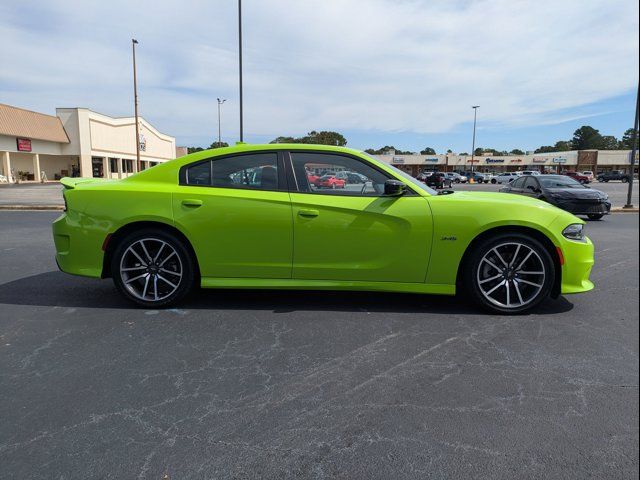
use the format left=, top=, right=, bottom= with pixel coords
left=0, top=0, right=638, bottom=153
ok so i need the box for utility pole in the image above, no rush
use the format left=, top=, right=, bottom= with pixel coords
left=624, top=82, right=639, bottom=209
left=470, top=106, right=480, bottom=173
left=132, top=38, right=141, bottom=173
left=238, top=0, right=244, bottom=142
left=217, top=98, right=226, bottom=146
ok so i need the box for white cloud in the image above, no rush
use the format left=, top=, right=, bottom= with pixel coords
left=0, top=0, right=637, bottom=146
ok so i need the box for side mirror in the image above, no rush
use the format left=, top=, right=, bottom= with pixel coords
left=384, top=179, right=407, bottom=196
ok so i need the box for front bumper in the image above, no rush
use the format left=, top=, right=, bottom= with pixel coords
left=554, top=199, right=611, bottom=216
left=559, top=235, right=595, bottom=295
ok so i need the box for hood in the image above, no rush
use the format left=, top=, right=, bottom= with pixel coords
left=60, top=177, right=114, bottom=189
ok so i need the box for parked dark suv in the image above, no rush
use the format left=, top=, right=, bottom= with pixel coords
left=597, top=170, right=631, bottom=183
left=425, top=172, right=453, bottom=189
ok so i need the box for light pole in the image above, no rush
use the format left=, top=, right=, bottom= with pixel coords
left=624, top=82, right=639, bottom=209
left=470, top=105, right=480, bottom=173
left=217, top=98, right=226, bottom=146
left=132, top=38, right=141, bottom=173
left=238, top=0, right=244, bottom=142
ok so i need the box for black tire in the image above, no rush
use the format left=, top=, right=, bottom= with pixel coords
left=622, top=177, right=628, bottom=183
left=491, top=179, right=497, bottom=184
left=111, top=228, right=196, bottom=308
left=587, top=214, right=604, bottom=220
left=462, top=233, right=555, bottom=314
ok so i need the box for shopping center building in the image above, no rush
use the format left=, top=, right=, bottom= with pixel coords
left=374, top=149, right=638, bottom=177
left=0, top=103, right=176, bottom=183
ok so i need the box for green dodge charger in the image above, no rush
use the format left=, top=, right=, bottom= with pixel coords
left=53, top=144, right=595, bottom=314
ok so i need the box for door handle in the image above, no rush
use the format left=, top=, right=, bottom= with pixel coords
left=298, top=209, right=319, bottom=217
left=181, top=199, right=203, bottom=208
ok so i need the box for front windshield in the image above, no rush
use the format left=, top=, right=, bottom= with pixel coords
left=362, top=152, right=437, bottom=195
left=539, top=175, right=585, bottom=189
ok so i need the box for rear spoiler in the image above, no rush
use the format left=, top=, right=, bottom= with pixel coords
left=60, top=177, right=109, bottom=189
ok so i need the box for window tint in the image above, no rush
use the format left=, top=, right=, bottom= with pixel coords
left=185, top=153, right=279, bottom=190
left=523, top=176, right=538, bottom=190
left=186, top=161, right=211, bottom=185
left=511, top=177, right=526, bottom=188
left=291, top=152, right=390, bottom=196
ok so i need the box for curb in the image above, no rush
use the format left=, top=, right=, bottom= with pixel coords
left=611, top=207, right=639, bottom=213
left=0, top=205, right=64, bottom=211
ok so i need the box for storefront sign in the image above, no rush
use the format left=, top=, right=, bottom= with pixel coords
left=532, top=157, right=547, bottom=163
left=392, top=157, right=404, bottom=164
left=552, top=157, right=567, bottom=164
left=16, top=138, right=32, bottom=152
left=424, top=158, right=439, bottom=163
left=485, top=158, right=504, bottom=164
left=510, top=158, right=523, bottom=163
left=467, top=159, right=480, bottom=163
left=139, top=134, right=147, bottom=152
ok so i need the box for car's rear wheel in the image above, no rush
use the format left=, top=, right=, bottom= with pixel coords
left=622, top=177, right=628, bottom=183
left=111, top=229, right=196, bottom=307
left=587, top=214, right=604, bottom=220
left=463, top=233, right=555, bottom=314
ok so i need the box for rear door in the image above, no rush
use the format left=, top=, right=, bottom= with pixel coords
left=287, top=151, right=433, bottom=283
left=172, top=151, right=293, bottom=279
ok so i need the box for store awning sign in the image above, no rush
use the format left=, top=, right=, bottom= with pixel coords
left=552, top=157, right=567, bottom=164
left=17, top=138, right=32, bottom=152
left=485, top=158, right=504, bottom=164
left=392, top=157, right=404, bottom=164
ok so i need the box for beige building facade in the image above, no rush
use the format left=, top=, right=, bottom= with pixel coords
left=0, top=103, right=176, bottom=183
left=374, top=149, right=636, bottom=177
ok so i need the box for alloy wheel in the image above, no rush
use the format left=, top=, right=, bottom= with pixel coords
left=476, top=242, right=546, bottom=309
left=119, top=238, right=183, bottom=302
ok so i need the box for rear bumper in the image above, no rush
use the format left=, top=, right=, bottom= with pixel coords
left=52, top=212, right=104, bottom=278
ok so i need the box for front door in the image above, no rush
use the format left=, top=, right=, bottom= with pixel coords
left=288, top=152, right=433, bottom=283
left=172, top=152, right=293, bottom=279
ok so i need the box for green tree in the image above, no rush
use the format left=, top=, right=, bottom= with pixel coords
left=572, top=126, right=607, bottom=150
left=270, top=131, right=347, bottom=146
left=600, top=136, right=619, bottom=150
left=209, top=141, right=229, bottom=149
left=553, top=140, right=573, bottom=151
left=420, top=147, right=436, bottom=155
left=187, top=146, right=204, bottom=154
left=446, top=149, right=453, bottom=154
left=510, top=149, right=525, bottom=155
left=534, top=145, right=555, bottom=153
left=474, top=147, right=483, bottom=156
left=620, top=128, right=639, bottom=149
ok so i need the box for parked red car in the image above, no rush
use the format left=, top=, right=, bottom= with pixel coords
left=307, top=173, right=320, bottom=183
left=314, top=175, right=346, bottom=189
left=563, top=171, right=590, bottom=184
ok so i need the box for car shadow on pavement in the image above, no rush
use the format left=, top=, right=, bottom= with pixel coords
left=0, top=270, right=574, bottom=315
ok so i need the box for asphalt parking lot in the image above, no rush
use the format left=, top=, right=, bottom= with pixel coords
left=0, top=211, right=638, bottom=479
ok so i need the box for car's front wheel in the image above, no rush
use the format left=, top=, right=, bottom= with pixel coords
left=111, top=229, right=196, bottom=307
left=463, top=233, right=555, bottom=314
left=587, top=214, right=604, bottom=220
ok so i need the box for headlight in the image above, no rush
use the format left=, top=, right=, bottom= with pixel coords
left=562, top=223, right=585, bottom=241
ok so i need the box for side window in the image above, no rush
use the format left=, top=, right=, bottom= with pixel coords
left=186, top=161, right=211, bottom=185
left=211, top=153, right=279, bottom=190
left=523, top=177, right=538, bottom=191
left=290, top=152, right=390, bottom=196
left=511, top=177, right=526, bottom=188
left=183, top=153, right=279, bottom=190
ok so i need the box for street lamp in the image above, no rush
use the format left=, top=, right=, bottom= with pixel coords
left=624, top=82, right=639, bottom=209
left=132, top=38, right=141, bottom=173
left=217, top=98, right=226, bottom=146
left=470, top=105, right=480, bottom=173
left=238, top=0, right=244, bottom=142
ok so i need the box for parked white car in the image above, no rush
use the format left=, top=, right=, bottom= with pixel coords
left=521, top=170, right=541, bottom=176
left=491, top=172, right=520, bottom=184
left=582, top=171, right=594, bottom=182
